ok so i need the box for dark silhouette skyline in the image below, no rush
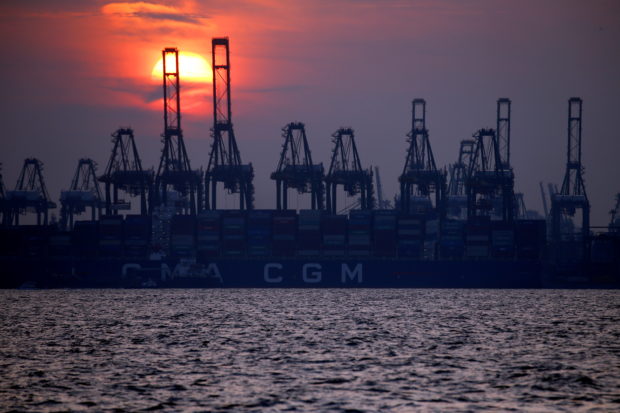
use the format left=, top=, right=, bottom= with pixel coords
left=0, top=0, right=618, bottom=224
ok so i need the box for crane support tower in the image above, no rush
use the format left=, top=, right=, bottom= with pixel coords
left=99, top=128, right=153, bottom=215
left=3, top=158, right=56, bottom=226
left=551, top=98, right=590, bottom=256
left=496, top=98, right=511, bottom=170
left=60, top=158, right=102, bottom=229
left=399, top=99, right=446, bottom=216
left=205, top=38, right=254, bottom=210
left=271, top=122, right=324, bottom=210
left=325, top=128, right=374, bottom=214
left=154, top=47, right=202, bottom=215
left=447, top=139, right=475, bottom=219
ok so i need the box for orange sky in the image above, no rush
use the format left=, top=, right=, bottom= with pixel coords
left=1, top=0, right=619, bottom=223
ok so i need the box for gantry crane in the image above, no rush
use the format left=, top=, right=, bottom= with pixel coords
left=446, top=139, right=475, bottom=219
left=205, top=38, right=254, bottom=210
left=60, top=158, right=102, bottom=229
left=551, top=98, right=590, bottom=250
left=466, top=128, right=514, bottom=221
left=271, top=122, right=324, bottom=210
left=3, top=159, right=56, bottom=225
left=99, top=127, right=153, bottom=215
left=466, top=99, right=515, bottom=221
left=154, top=47, right=202, bottom=214
left=325, top=128, right=374, bottom=214
left=609, top=193, right=620, bottom=232
left=399, top=99, right=445, bottom=216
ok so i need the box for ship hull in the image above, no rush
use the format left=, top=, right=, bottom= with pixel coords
left=0, top=257, right=544, bottom=289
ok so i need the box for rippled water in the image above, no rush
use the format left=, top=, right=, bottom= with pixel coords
left=0, top=289, right=619, bottom=412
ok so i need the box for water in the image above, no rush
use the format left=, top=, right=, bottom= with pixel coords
left=0, top=289, right=619, bottom=412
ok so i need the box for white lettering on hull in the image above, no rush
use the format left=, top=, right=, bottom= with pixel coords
left=303, top=263, right=322, bottom=283
left=205, top=263, right=223, bottom=283
left=264, top=263, right=284, bottom=283
left=341, top=263, right=363, bottom=283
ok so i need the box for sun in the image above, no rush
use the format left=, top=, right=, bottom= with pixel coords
left=151, top=51, right=212, bottom=83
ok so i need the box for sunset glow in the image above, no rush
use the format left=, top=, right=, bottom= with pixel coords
left=151, top=52, right=212, bottom=83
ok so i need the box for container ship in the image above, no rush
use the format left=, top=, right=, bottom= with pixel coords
left=0, top=210, right=618, bottom=289
left=1, top=39, right=618, bottom=289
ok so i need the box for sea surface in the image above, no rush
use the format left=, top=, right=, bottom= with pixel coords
left=0, top=289, right=619, bottom=412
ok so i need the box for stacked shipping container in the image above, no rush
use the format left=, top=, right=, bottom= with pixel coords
left=272, top=210, right=296, bottom=256
left=348, top=210, right=372, bottom=256
left=98, top=216, right=123, bottom=257
left=197, top=211, right=221, bottom=258
left=222, top=211, right=246, bottom=256
left=298, top=210, right=322, bottom=256
left=247, top=210, right=272, bottom=256
left=373, top=210, right=397, bottom=256
left=322, top=215, right=347, bottom=256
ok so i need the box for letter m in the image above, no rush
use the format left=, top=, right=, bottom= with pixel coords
left=341, top=263, right=363, bottom=284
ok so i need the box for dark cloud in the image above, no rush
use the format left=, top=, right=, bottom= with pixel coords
left=132, top=11, right=203, bottom=24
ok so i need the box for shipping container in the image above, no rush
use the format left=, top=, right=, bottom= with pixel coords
left=322, top=214, right=347, bottom=256
left=439, top=219, right=465, bottom=259
left=73, top=220, right=99, bottom=258
left=272, top=210, right=297, bottom=256
left=247, top=210, right=272, bottom=256
left=373, top=210, right=397, bottom=257
left=48, top=232, right=72, bottom=257
left=491, top=221, right=515, bottom=259
left=515, top=219, right=546, bottom=260
left=396, top=215, right=424, bottom=258
left=17, top=225, right=52, bottom=258
left=222, top=210, right=246, bottom=256
left=298, top=210, right=322, bottom=256
left=170, top=215, right=196, bottom=258
left=464, top=216, right=491, bottom=259
left=124, top=215, right=151, bottom=258
left=197, top=210, right=221, bottom=258
left=348, top=210, right=372, bottom=256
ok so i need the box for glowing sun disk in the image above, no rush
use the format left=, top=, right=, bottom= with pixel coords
left=151, top=52, right=212, bottom=83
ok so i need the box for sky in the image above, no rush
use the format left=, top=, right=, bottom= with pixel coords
left=0, top=0, right=619, bottom=225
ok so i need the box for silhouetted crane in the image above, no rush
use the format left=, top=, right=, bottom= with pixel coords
left=99, top=127, right=153, bottom=215
left=271, top=122, right=324, bottom=210
left=3, top=159, right=56, bottom=225
left=325, top=127, right=374, bottom=214
left=551, top=98, right=590, bottom=254
left=154, top=47, right=202, bottom=215
left=447, top=139, right=475, bottom=218
left=399, top=99, right=445, bottom=216
left=466, top=99, right=515, bottom=221
left=205, top=38, right=254, bottom=210
left=60, top=158, right=102, bottom=229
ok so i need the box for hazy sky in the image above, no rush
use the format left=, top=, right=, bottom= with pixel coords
left=1, top=0, right=619, bottom=225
